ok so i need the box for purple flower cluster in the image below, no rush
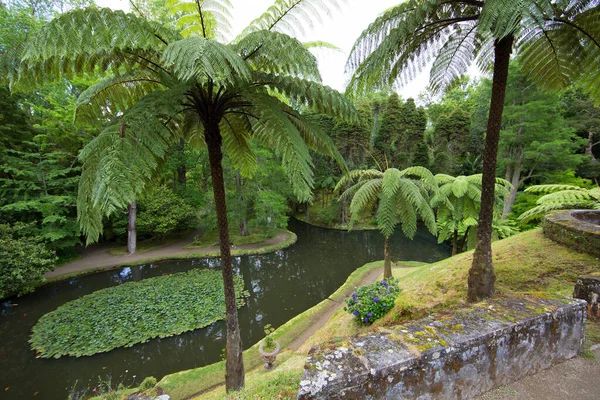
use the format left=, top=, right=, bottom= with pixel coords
left=343, top=277, right=401, bottom=325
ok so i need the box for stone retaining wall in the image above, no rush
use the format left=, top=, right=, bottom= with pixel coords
left=298, top=297, right=586, bottom=399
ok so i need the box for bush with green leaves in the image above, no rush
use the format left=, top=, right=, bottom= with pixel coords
left=30, top=269, right=247, bottom=358
left=344, top=278, right=401, bottom=325
left=0, top=222, right=56, bottom=299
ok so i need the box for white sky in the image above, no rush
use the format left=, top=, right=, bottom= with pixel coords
left=96, top=0, right=478, bottom=100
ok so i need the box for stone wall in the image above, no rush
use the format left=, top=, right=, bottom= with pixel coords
left=298, top=297, right=586, bottom=399
left=543, top=210, right=600, bottom=258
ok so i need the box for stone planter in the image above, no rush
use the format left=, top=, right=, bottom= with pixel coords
left=258, top=340, right=280, bottom=370
left=574, top=275, right=600, bottom=320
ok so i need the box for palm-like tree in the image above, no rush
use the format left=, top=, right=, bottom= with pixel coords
left=432, top=174, right=510, bottom=255
left=346, top=0, right=600, bottom=302
left=9, top=0, right=355, bottom=391
left=519, top=184, right=600, bottom=221
left=337, top=166, right=439, bottom=279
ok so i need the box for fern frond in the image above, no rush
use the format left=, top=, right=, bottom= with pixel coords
left=524, top=184, right=583, bottom=194
left=15, top=7, right=178, bottom=88
left=234, top=30, right=321, bottom=81
left=240, top=0, right=344, bottom=38
left=167, top=0, right=233, bottom=40
left=162, top=37, right=251, bottom=85
left=75, top=71, right=165, bottom=123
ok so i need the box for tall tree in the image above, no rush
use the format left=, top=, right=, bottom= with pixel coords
left=375, top=92, right=405, bottom=167
left=337, top=166, right=440, bottom=279
left=346, top=0, right=600, bottom=302
left=8, top=0, right=355, bottom=391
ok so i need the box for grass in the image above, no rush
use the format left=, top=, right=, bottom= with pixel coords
left=191, top=228, right=599, bottom=399
left=186, top=227, right=278, bottom=249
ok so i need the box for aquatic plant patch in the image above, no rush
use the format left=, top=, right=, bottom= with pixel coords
left=30, top=269, right=247, bottom=358
left=344, top=278, right=401, bottom=324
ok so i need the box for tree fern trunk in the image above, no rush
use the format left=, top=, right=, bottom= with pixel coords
left=205, top=123, right=245, bottom=391
left=127, top=200, right=137, bottom=255
left=384, top=237, right=392, bottom=279
left=468, top=35, right=513, bottom=303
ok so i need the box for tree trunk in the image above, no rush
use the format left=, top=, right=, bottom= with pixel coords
left=460, top=226, right=470, bottom=253
left=585, top=131, right=596, bottom=160
left=305, top=201, right=310, bottom=219
left=383, top=237, right=392, bottom=279
left=127, top=200, right=137, bottom=255
left=205, top=123, right=245, bottom=392
left=502, top=161, right=521, bottom=219
left=467, top=35, right=513, bottom=303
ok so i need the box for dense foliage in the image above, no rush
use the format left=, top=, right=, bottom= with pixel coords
left=30, top=268, right=247, bottom=358
left=0, top=222, right=56, bottom=298
left=344, top=278, right=401, bottom=325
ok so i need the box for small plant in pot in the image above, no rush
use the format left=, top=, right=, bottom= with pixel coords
left=258, top=324, right=280, bottom=370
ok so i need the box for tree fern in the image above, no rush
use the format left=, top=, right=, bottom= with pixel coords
left=519, top=184, right=600, bottom=221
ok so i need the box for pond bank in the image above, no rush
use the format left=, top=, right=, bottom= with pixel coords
left=45, top=229, right=296, bottom=281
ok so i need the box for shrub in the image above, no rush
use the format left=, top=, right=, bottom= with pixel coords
left=139, top=376, right=157, bottom=390
left=344, top=278, right=401, bottom=324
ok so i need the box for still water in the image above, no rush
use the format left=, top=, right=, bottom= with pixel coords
left=0, top=219, right=449, bottom=399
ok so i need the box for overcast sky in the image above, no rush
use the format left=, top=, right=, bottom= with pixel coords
left=96, top=0, right=468, bottom=99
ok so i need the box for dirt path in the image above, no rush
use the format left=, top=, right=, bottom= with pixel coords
left=288, top=266, right=383, bottom=351
left=476, top=346, right=600, bottom=400
left=45, top=230, right=292, bottom=279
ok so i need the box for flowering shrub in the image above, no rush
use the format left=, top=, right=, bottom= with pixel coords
left=344, top=278, right=401, bottom=324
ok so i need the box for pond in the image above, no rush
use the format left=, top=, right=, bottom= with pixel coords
left=0, top=219, right=450, bottom=399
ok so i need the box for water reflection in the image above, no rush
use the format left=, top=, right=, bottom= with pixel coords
left=0, top=219, right=449, bottom=399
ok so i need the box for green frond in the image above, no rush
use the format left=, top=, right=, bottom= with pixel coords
left=248, top=92, right=314, bottom=201
left=335, top=169, right=382, bottom=192
left=430, top=21, right=478, bottom=93
left=167, top=0, right=233, bottom=40
left=477, top=0, right=525, bottom=40
left=381, top=168, right=403, bottom=198
left=240, top=0, right=344, bottom=38
left=162, top=37, right=251, bottom=85
left=233, top=30, right=321, bottom=81
left=524, top=184, right=583, bottom=194
left=75, top=71, right=165, bottom=123
left=77, top=87, right=186, bottom=243
left=253, top=72, right=357, bottom=124
left=220, top=113, right=257, bottom=177
left=346, top=0, right=481, bottom=96
left=303, top=41, right=342, bottom=52
left=377, top=191, right=399, bottom=238
left=15, top=7, right=178, bottom=89
left=349, top=178, right=382, bottom=217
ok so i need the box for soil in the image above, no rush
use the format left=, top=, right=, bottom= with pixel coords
left=45, top=230, right=292, bottom=279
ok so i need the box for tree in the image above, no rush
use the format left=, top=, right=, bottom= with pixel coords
left=9, top=1, right=354, bottom=391
left=432, top=174, right=510, bottom=256
left=498, top=62, right=585, bottom=218
left=433, top=108, right=471, bottom=174
left=346, top=0, right=600, bottom=302
left=337, top=166, right=439, bottom=279
left=375, top=92, right=405, bottom=167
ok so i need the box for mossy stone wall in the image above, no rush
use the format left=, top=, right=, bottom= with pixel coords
left=542, top=210, right=600, bottom=258
left=298, top=297, right=586, bottom=399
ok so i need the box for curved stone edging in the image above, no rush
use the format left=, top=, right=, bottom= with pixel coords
left=542, top=210, right=600, bottom=258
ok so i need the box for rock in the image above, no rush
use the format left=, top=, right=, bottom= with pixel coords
left=574, top=275, right=600, bottom=320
